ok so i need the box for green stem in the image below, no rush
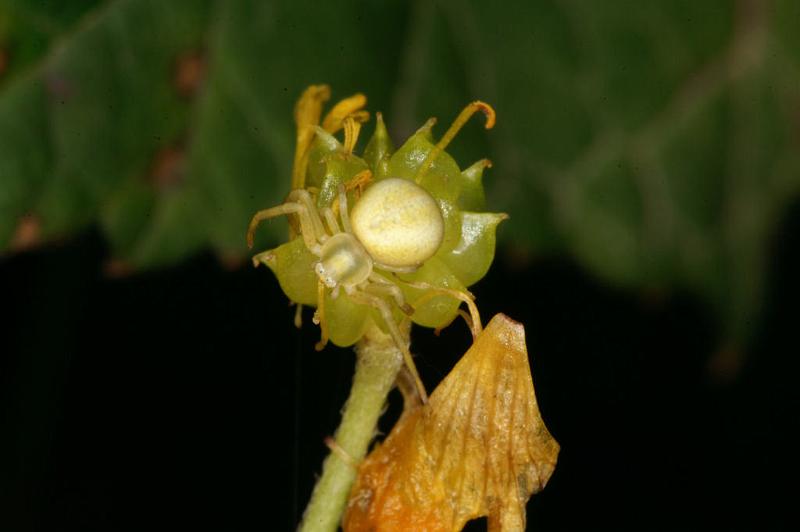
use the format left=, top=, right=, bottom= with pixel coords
left=297, top=323, right=405, bottom=532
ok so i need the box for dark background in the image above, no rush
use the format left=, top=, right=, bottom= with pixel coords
left=2, top=202, right=798, bottom=531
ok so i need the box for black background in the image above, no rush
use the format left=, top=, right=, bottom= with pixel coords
left=2, top=202, right=799, bottom=531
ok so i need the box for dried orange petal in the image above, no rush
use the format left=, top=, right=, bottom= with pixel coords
left=344, top=314, right=559, bottom=531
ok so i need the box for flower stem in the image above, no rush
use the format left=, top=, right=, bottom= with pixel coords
left=297, top=323, right=405, bottom=532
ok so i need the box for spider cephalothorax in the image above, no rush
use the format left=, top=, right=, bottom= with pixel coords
left=248, top=87, right=506, bottom=400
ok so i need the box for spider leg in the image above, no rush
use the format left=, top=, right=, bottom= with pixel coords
left=247, top=202, right=320, bottom=254
left=372, top=262, right=419, bottom=274
left=433, top=309, right=473, bottom=337
left=395, top=277, right=483, bottom=339
left=336, top=184, right=353, bottom=234
left=288, top=189, right=328, bottom=243
left=312, top=279, right=330, bottom=351
left=321, top=207, right=341, bottom=234
left=333, top=170, right=373, bottom=234
left=367, top=272, right=414, bottom=315
left=348, top=289, right=428, bottom=403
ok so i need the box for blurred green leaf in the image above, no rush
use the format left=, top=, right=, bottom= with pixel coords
left=0, top=0, right=798, bottom=346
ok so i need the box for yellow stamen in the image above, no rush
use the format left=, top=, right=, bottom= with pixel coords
left=343, top=116, right=362, bottom=155
left=345, top=169, right=373, bottom=198
left=314, top=280, right=330, bottom=351
left=322, top=93, right=368, bottom=133
left=332, top=170, right=373, bottom=219
left=415, top=100, right=496, bottom=184
left=347, top=290, right=429, bottom=403
left=348, top=110, right=370, bottom=125
left=291, top=85, right=331, bottom=191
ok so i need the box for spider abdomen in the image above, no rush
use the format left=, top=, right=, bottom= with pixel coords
left=350, top=177, right=444, bottom=269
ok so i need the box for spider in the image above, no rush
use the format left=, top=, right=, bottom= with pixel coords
left=247, top=105, right=492, bottom=402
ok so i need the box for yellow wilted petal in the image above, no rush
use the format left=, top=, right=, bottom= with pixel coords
left=292, top=84, right=331, bottom=190
left=321, top=93, right=368, bottom=134
left=344, top=314, right=559, bottom=532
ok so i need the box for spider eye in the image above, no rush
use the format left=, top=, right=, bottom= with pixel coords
left=350, top=177, right=444, bottom=269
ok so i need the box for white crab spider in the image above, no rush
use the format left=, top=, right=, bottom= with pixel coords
left=248, top=101, right=497, bottom=402
left=247, top=175, right=464, bottom=402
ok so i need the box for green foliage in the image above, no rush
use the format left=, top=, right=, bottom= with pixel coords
left=0, top=0, right=798, bottom=346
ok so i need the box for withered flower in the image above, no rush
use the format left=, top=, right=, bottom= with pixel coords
left=344, top=314, right=559, bottom=531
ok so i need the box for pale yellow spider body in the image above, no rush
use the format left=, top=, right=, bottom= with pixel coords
left=350, top=178, right=444, bottom=271
left=248, top=99, right=496, bottom=402
left=315, top=232, right=373, bottom=290
left=248, top=176, right=445, bottom=401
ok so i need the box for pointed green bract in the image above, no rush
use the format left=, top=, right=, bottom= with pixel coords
left=458, top=160, right=490, bottom=211
left=256, top=237, right=318, bottom=306
left=317, top=154, right=368, bottom=208
left=363, top=113, right=393, bottom=177
left=440, top=212, right=507, bottom=288
left=385, top=126, right=463, bottom=206
left=306, top=129, right=343, bottom=188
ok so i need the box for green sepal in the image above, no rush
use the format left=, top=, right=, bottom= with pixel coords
left=306, top=128, right=343, bottom=188
left=436, top=198, right=463, bottom=257
left=439, top=211, right=507, bottom=287
left=397, top=257, right=466, bottom=328
left=326, top=292, right=371, bottom=347
left=457, top=159, right=490, bottom=211
left=254, top=237, right=318, bottom=306
left=385, top=123, right=463, bottom=206
left=363, top=113, right=393, bottom=178
left=415, top=118, right=436, bottom=142
left=316, top=153, right=368, bottom=208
